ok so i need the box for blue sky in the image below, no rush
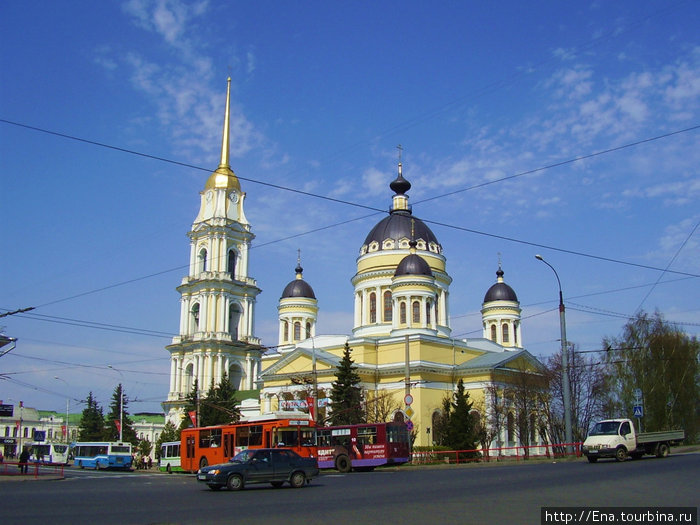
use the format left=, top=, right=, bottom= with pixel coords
left=1, top=1, right=698, bottom=416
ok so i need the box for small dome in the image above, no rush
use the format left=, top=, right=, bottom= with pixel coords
left=483, top=268, right=518, bottom=303
left=395, top=253, right=433, bottom=277
left=281, top=263, right=316, bottom=299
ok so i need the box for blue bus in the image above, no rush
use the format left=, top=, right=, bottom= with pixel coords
left=72, top=442, right=133, bottom=470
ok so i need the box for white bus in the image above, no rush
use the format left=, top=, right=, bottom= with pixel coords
left=72, top=442, right=133, bottom=470
left=30, top=442, right=70, bottom=464
left=159, top=441, right=182, bottom=473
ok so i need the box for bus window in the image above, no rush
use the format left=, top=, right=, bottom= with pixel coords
left=236, top=426, right=250, bottom=448
left=357, top=426, right=377, bottom=446
left=199, top=428, right=222, bottom=448
left=249, top=425, right=263, bottom=446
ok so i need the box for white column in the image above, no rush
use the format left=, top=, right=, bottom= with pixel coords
left=169, top=357, right=176, bottom=393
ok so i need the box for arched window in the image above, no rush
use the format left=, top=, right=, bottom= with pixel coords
left=227, top=250, right=237, bottom=278
left=305, top=322, right=311, bottom=339
left=191, top=303, right=200, bottom=332
left=490, top=324, right=497, bottom=342
left=228, top=364, right=244, bottom=390
left=283, top=321, right=288, bottom=342
left=383, top=291, right=392, bottom=322
left=198, top=248, right=208, bottom=274
left=184, top=363, right=194, bottom=393
left=400, top=302, right=407, bottom=324
left=369, top=292, right=377, bottom=323
left=294, top=321, right=301, bottom=341
left=426, top=300, right=432, bottom=325
left=502, top=324, right=509, bottom=343
left=412, top=301, right=420, bottom=324
left=228, top=304, right=242, bottom=339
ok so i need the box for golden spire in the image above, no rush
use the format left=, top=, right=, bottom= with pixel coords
left=205, top=77, right=241, bottom=191
left=219, top=77, right=231, bottom=169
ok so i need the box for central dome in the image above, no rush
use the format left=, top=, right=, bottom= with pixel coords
left=363, top=210, right=440, bottom=250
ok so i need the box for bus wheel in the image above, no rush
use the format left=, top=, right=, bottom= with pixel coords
left=227, top=474, right=244, bottom=491
left=199, top=457, right=208, bottom=468
left=335, top=455, right=351, bottom=473
left=166, top=464, right=172, bottom=474
left=78, top=461, right=84, bottom=469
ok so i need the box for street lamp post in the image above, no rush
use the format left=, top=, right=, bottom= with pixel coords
left=535, top=254, right=573, bottom=453
left=54, top=377, right=70, bottom=441
left=108, top=366, right=124, bottom=442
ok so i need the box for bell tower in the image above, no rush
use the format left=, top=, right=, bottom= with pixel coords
left=163, top=78, right=263, bottom=425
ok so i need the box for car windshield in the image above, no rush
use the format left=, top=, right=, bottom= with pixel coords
left=230, top=450, right=255, bottom=463
left=589, top=421, right=620, bottom=436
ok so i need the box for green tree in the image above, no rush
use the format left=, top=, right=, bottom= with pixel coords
left=329, top=342, right=365, bottom=425
left=137, top=439, right=153, bottom=458
left=154, top=421, right=180, bottom=460
left=441, top=379, right=478, bottom=453
left=179, top=379, right=200, bottom=431
left=603, top=311, right=699, bottom=441
left=78, top=392, right=105, bottom=441
left=103, top=384, right=137, bottom=445
left=199, top=373, right=241, bottom=427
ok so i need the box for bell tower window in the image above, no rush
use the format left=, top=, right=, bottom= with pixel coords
left=191, top=303, right=200, bottom=333
left=294, top=322, right=301, bottom=341
left=227, top=250, right=237, bottom=278
left=502, top=324, right=509, bottom=343
left=426, top=300, right=432, bottom=325
left=400, top=302, right=407, bottom=324
left=490, top=324, right=497, bottom=342
left=228, top=304, right=241, bottom=339
left=412, top=301, right=420, bottom=324
left=198, top=248, right=208, bottom=274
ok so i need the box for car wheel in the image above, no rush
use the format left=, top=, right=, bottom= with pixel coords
left=227, top=474, right=244, bottom=491
left=271, top=481, right=284, bottom=488
left=586, top=456, right=598, bottom=463
left=615, top=446, right=627, bottom=462
left=335, top=454, right=351, bottom=473
left=290, top=471, right=306, bottom=489
left=656, top=443, right=670, bottom=458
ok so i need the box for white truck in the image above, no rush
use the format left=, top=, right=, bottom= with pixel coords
left=582, top=418, right=684, bottom=463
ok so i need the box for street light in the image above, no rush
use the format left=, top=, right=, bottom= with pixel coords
left=535, top=254, right=573, bottom=453
left=107, top=366, right=124, bottom=442
left=54, top=377, right=70, bottom=442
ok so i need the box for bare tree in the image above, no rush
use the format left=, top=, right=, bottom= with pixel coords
left=503, top=367, right=548, bottom=458
left=474, top=384, right=507, bottom=458
left=365, top=389, right=401, bottom=423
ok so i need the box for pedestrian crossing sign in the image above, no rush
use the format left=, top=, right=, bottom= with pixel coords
left=633, top=405, right=643, bottom=418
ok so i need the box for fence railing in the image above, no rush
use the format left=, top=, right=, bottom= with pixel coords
left=0, top=461, right=65, bottom=478
left=411, top=442, right=583, bottom=465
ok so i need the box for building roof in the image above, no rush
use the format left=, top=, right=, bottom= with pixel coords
left=483, top=268, right=518, bottom=303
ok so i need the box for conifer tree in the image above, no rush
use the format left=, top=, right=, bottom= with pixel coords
left=78, top=392, right=105, bottom=441
left=179, top=379, right=200, bottom=431
left=442, top=379, right=478, bottom=453
left=199, top=373, right=241, bottom=427
left=103, top=383, right=138, bottom=444
left=154, top=421, right=180, bottom=459
left=329, top=342, right=365, bottom=425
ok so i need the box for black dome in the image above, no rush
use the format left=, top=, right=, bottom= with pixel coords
left=483, top=268, right=518, bottom=303
left=281, top=262, right=316, bottom=299
left=281, top=279, right=316, bottom=299
left=363, top=210, right=440, bottom=249
left=395, top=253, right=433, bottom=277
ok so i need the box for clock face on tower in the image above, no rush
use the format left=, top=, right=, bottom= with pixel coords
left=228, top=191, right=239, bottom=203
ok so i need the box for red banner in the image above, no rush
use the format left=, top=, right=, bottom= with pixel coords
left=188, top=410, right=197, bottom=427
left=61, top=425, right=66, bottom=436
left=306, top=397, right=315, bottom=420
left=114, top=419, right=121, bottom=434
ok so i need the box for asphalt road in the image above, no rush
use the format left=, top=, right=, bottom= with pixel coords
left=2, top=454, right=698, bottom=525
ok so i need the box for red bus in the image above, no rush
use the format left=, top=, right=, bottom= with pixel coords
left=181, top=414, right=316, bottom=472
left=316, top=422, right=410, bottom=472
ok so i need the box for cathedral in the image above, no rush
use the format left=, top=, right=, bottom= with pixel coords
left=164, top=80, right=543, bottom=448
